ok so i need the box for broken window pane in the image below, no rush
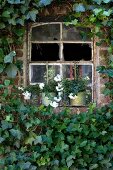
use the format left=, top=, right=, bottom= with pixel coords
left=63, top=43, right=92, bottom=61
left=63, top=25, right=91, bottom=41
left=31, top=43, right=59, bottom=61
left=31, top=24, right=60, bottom=41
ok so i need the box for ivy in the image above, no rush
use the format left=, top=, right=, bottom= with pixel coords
left=39, top=0, right=53, bottom=6
left=73, top=3, right=86, bottom=12
left=0, top=0, right=113, bottom=169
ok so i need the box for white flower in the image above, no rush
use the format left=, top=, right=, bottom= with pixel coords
left=68, top=93, right=77, bottom=99
left=57, top=83, right=62, bottom=88
left=18, top=86, right=24, bottom=91
left=56, top=86, right=63, bottom=92
left=58, top=91, right=63, bottom=97
left=39, top=83, right=45, bottom=89
left=84, top=76, right=90, bottom=80
left=56, top=82, right=63, bottom=91
left=54, top=74, right=62, bottom=82
left=22, top=91, right=31, bottom=100
left=50, top=101, right=58, bottom=108
left=54, top=96, right=62, bottom=102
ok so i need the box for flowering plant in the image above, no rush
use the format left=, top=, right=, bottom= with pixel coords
left=62, top=76, right=89, bottom=99
left=24, top=84, right=41, bottom=95
left=38, top=74, right=63, bottom=107
left=39, top=74, right=63, bottom=94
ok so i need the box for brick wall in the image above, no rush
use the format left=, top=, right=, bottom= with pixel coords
left=98, top=48, right=110, bottom=106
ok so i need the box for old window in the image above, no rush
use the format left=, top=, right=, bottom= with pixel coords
left=28, top=23, right=93, bottom=105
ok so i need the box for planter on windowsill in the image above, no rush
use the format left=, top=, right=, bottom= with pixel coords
left=41, top=92, right=55, bottom=106
left=70, top=92, right=86, bottom=106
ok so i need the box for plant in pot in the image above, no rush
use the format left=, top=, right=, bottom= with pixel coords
left=40, top=80, right=58, bottom=106
left=62, top=76, right=90, bottom=106
left=40, top=74, right=63, bottom=107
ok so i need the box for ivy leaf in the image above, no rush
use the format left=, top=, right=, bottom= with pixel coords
left=39, top=0, right=53, bottom=6
left=0, top=23, right=5, bottom=29
left=93, top=0, right=102, bottom=5
left=22, top=162, right=31, bottom=169
left=89, top=164, right=98, bottom=169
left=16, top=18, right=25, bottom=26
left=4, top=79, right=10, bottom=86
left=34, top=135, right=43, bottom=145
left=2, top=11, right=10, bottom=18
left=103, top=0, right=111, bottom=3
left=0, top=137, right=5, bottom=144
left=4, top=51, right=16, bottom=63
left=7, top=0, right=25, bottom=4
left=14, top=28, right=25, bottom=36
left=80, top=140, right=87, bottom=147
left=71, top=19, right=78, bottom=25
left=18, top=103, right=29, bottom=114
left=1, top=120, right=12, bottom=130
left=8, top=18, right=16, bottom=25
left=26, top=10, right=38, bottom=22
left=93, top=8, right=102, bottom=15
left=0, top=64, right=4, bottom=73
left=25, top=132, right=37, bottom=145
left=67, top=160, right=74, bottom=168
left=103, top=10, right=112, bottom=16
left=9, top=129, right=22, bottom=140
left=5, top=63, right=18, bottom=78
left=66, top=155, right=75, bottom=168
left=73, top=3, right=86, bottom=12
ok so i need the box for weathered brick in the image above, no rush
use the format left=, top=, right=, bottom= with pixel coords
left=16, top=49, right=23, bottom=58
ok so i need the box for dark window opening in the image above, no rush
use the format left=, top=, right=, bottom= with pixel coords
left=63, top=44, right=91, bottom=61
left=31, top=43, right=59, bottom=61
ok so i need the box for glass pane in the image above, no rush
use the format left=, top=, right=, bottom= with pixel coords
left=31, top=24, right=60, bottom=41
left=76, top=65, right=92, bottom=83
left=62, top=64, right=92, bottom=81
left=30, top=65, right=46, bottom=83
left=63, top=25, right=91, bottom=41
left=48, top=65, right=60, bottom=81
left=30, top=64, right=60, bottom=83
left=63, top=65, right=75, bottom=78
left=76, top=65, right=92, bottom=104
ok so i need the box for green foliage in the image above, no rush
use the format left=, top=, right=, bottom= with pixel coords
left=0, top=51, right=19, bottom=78
left=73, top=3, right=86, bottom=12
left=42, top=80, right=57, bottom=93
left=1, top=89, right=113, bottom=169
left=24, top=84, right=41, bottom=95
left=4, top=51, right=16, bottom=63
left=0, top=0, right=113, bottom=169
left=62, top=77, right=89, bottom=96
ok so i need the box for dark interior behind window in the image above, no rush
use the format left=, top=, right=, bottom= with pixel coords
left=63, top=44, right=91, bottom=61
left=31, top=43, right=59, bottom=61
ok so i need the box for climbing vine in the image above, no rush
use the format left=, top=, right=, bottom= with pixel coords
left=0, top=1, right=113, bottom=169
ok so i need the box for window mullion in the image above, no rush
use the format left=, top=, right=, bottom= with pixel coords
left=59, top=23, right=63, bottom=77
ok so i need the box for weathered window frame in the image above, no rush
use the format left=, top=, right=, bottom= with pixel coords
left=27, top=22, right=95, bottom=104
